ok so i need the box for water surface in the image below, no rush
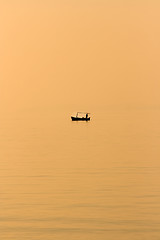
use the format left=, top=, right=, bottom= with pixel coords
left=1, top=106, right=160, bottom=240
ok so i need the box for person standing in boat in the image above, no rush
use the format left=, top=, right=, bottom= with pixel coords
left=86, top=113, right=88, bottom=119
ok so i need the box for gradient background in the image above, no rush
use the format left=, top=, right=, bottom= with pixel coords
left=1, top=0, right=160, bottom=111
left=1, top=1, right=160, bottom=240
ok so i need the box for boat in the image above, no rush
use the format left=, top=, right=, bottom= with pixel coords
left=71, top=112, right=90, bottom=121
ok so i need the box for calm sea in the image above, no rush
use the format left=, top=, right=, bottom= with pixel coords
left=1, top=106, right=160, bottom=240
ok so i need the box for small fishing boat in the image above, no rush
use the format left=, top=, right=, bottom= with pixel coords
left=71, top=112, right=90, bottom=121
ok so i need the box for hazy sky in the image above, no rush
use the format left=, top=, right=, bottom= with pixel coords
left=1, top=0, right=160, bottom=111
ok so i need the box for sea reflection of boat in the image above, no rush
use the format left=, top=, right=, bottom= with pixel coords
left=71, top=112, right=90, bottom=121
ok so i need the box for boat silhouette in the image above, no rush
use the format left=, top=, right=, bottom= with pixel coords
left=71, top=112, right=90, bottom=121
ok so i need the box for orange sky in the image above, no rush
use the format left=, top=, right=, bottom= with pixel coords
left=1, top=1, right=160, bottom=111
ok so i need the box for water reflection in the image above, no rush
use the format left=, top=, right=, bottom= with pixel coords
left=0, top=107, right=160, bottom=240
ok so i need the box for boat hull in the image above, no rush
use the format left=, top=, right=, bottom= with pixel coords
left=71, top=117, right=90, bottom=121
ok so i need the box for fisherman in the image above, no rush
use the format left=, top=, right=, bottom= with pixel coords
left=86, top=113, right=88, bottom=119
